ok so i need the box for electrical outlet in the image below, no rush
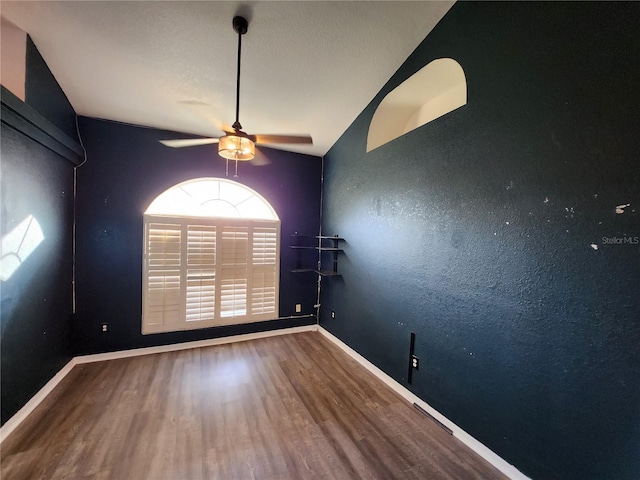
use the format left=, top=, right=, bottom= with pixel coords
left=101, top=323, right=108, bottom=333
left=408, top=332, right=417, bottom=384
left=331, top=311, right=335, bottom=319
left=295, top=303, right=302, bottom=313
left=411, top=354, right=419, bottom=370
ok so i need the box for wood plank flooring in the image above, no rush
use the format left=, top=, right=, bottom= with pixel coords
left=1, top=332, right=507, bottom=479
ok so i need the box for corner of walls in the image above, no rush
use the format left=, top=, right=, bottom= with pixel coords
left=24, top=35, right=79, bottom=142
left=1, top=324, right=318, bottom=446
left=1, top=39, right=80, bottom=425
left=318, top=327, right=529, bottom=480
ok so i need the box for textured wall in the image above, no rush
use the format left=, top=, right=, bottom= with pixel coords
left=320, top=3, right=640, bottom=479
left=74, top=117, right=321, bottom=355
left=0, top=127, right=75, bottom=426
left=1, top=39, right=78, bottom=426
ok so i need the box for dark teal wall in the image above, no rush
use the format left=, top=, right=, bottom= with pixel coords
left=0, top=126, right=75, bottom=425
left=1, top=37, right=78, bottom=425
left=320, top=3, right=640, bottom=479
left=74, top=117, right=321, bottom=355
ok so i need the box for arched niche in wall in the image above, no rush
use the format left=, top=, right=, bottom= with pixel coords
left=366, top=58, right=467, bottom=152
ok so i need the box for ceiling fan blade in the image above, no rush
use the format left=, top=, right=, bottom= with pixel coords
left=159, top=138, right=220, bottom=148
left=252, top=134, right=313, bottom=145
left=250, top=148, right=271, bottom=166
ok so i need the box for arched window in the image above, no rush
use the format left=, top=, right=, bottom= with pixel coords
left=142, top=178, right=280, bottom=334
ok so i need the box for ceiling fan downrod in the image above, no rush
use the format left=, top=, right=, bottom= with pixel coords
left=158, top=13, right=312, bottom=168
left=232, top=16, right=249, bottom=132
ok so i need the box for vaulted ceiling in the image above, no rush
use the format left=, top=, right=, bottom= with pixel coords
left=1, top=1, right=453, bottom=156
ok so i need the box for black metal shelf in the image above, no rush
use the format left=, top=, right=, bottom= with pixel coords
left=316, top=270, right=341, bottom=277
left=289, top=268, right=341, bottom=276
left=290, top=234, right=344, bottom=276
left=291, top=246, right=342, bottom=252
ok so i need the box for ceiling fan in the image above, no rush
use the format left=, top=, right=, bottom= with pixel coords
left=160, top=16, right=312, bottom=176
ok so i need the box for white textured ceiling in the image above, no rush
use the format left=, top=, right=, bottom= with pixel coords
left=1, top=1, right=453, bottom=156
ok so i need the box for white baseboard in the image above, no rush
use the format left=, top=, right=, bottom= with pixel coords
left=1, top=322, right=527, bottom=480
left=0, top=359, right=76, bottom=444
left=0, top=324, right=318, bottom=445
left=75, top=324, right=318, bottom=364
left=318, top=326, right=529, bottom=480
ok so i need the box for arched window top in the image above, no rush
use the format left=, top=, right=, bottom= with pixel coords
left=145, top=178, right=279, bottom=220
left=367, top=58, right=467, bottom=152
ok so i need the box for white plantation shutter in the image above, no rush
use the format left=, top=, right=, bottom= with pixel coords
left=144, top=224, right=182, bottom=331
left=186, top=226, right=216, bottom=323
left=187, top=226, right=217, bottom=265
left=251, top=269, right=277, bottom=315
left=146, top=272, right=181, bottom=328
left=252, top=228, right=277, bottom=265
left=220, top=227, right=248, bottom=318
left=251, top=227, right=278, bottom=316
left=143, top=217, right=279, bottom=333
left=220, top=267, right=248, bottom=318
left=148, top=225, right=181, bottom=267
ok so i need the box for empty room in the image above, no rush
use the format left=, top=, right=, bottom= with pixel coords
left=1, top=2, right=638, bottom=479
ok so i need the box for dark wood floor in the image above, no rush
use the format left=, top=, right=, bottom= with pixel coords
left=1, top=331, right=507, bottom=479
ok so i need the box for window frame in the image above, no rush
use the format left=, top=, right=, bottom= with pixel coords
left=142, top=214, right=280, bottom=335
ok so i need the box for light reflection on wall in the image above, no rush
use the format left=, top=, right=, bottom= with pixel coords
left=1, top=215, right=45, bottom=281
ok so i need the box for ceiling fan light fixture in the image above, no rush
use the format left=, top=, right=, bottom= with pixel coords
left=158, top=14, right=311, bottom=175
left=218, top=134, right=255, bottom=161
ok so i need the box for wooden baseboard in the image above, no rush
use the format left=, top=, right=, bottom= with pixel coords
left=318, top=327, right=528, bottom=480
